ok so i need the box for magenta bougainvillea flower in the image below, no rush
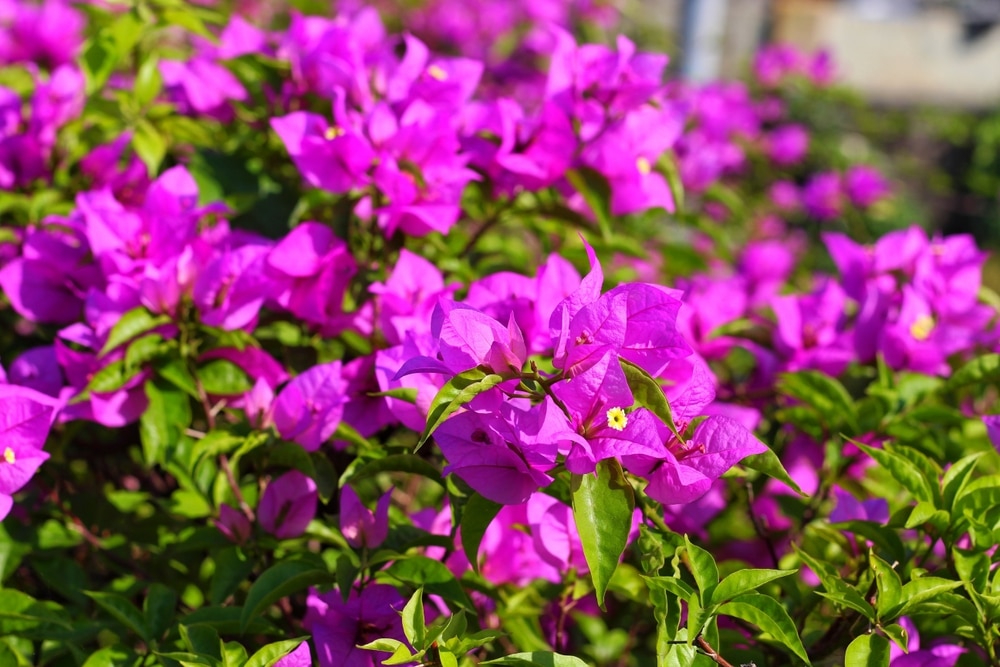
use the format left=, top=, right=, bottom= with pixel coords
left=258, top=470, right=318, bottom=540
left=304, top=585, right=408, bottom=667
left=764, top=124, right=808, bottom=166
left=272, top=361, right=347, bottom=451
left=0, top=385, right=59, bottom=521
left=802, top=171, right=842, bottom=220
left=844, top=164, right=890, bottom=208
left=0, top=0, right=83, bottom=69
left=339, top=485, right=392, bottom=549
left=267, top=221, right=358, bottom=334
left=215, top=503, right=252, bottom=545
left=890, top=617, right=965, bottom=667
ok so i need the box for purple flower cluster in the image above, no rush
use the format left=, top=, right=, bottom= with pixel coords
left=0, top=4, right=993, bottom=664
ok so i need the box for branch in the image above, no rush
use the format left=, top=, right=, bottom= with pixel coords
left=696, top=636, right=737, bottom=667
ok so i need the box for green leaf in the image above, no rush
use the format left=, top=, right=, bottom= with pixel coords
left=81, top=12, right=143, bottom=94
left=854, top=442, right=936, bottom=503
left=156, top=357, right=199, bottom=397
left=460, top=494, right=503, bottom=575
left=134, top=56, right=163, bottom=108
left=718, top=594, right=811, bottom=665
left=886, top=577, right=963, bottom=620
left=222, top=641, right=249, bottom=667
left=346, top=454, right=444, bottom=487
left=134, top=119, right=167, bottom=176
left=124, top=333, right=166, bottom=373
left=740, top=449, right=806, bottom=496
left=180, top=623, right=221, bottom=657
left=881, top=624, right=909, bottom=654
left=619, top=357, right=680, bottom=438
left=401, top=588, right=426, bottom=649
left=210, top=547, right=254, bottom=606
left=366, top=387, right=418, bottom=402
left=658, top=150, right=685, bottom=213
left=941, top=452, right=985, bottom=512
left=85, top=359, right=136, bottom=394
left=482, top=652, right=590, bottom=667
left=239, top=559, right=334, bottom=632
left=571, top=459, right=635, bottom=610
left=333, top=421, right=369, bottom=450
left=82, top=646, right=135, bottom=667
left=709, top=569, right=797, bottom=606
left=953, top=548, right=990, bottom=591
left=144, top=583, right=178, bottom=639
left=948, top=353, right=1000, bottom=388
left=681, top=535, right=719, bottom=604
left=197, top=359, right=252, bottom=395
left=0, top=589, right=71, bottom=633
left=139, top=378, right=192, bottom=469
left=384, top=556, right=474, bottom=611
left=845, top=634, right=890, bottom=667
left=244, top=639, right=307, bottom=667
left=180, top=606, right=279, bottom=636
left=870, top=554, right=902, bottom=621
left=85, top=591, right=151, bottom=642
left=953, top=475, right=1000, bottom=515
left=903, top=501, right=948, bottom=532
left=101, top=306, right=170, bottom=356
left=566, top=167, right=613, bottom=241
left=419, top=367, right=506, bottom=449
left=777, top=371, right=859, bottom=434
left=161, top=6, right=217, bottom=39
left=642, top=575, right=697, bottom=603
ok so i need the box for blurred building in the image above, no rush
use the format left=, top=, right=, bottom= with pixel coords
left=772, top=0, right=1000, bottom=106
left=671, top=0, right=1000, bottom=106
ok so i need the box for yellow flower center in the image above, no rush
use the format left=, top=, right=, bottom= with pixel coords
left=2, top=447, right=15, bottom=464
left=324, top=126, right=345, bottom=140
left=636, top=156, right=652, bottom=175
left=909, top=314, right=935, bottom=341
left=427, top=64, right=448, bottom=81
left=606, top=407, right=628, bottom=431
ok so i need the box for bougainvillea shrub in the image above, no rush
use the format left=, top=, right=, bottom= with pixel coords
left=1, top=1, right=1000, bottom=666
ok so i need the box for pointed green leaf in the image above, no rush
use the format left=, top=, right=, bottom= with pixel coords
left=948, top=353, right=1000, bottom=388
left=941, top=452, right=985, bottom=512
left=870, top=554, right=902, bottom=621
left=144, top=583, right=178, bottom=640
left=845, top=634, right=890, bottom=667
left=239, top=559, right=334, bottom=631
left=953, top=475, right=1000, bottom=515
left=401, top=588, right=426, bottom=649
left=619, top=357, right=681, bottom=438
left=682, top=535, right=718, bottom=602
left=482, top=652, right=590, bottom=667
left=777, top=370, right=859, bottom=434
left=210, top=547, right=254, bottom=606
left=887, top=577, right=963, bottom=620
left=346, top=454, right=444, bottom=487
left=741, top=448, right=806, bottom=496
left=642, top=575, right=697, bottom=603
left=718, top=594, right=811, bottom=665
left=460, top=494, right=503, bottom=575
left=85, top=591, right=151, bottom=642
left=418, top=367, right=506, bottom=449
left=854, top=442, right=935, bottom=503
left=245, top=639, right=308, bottom=667
left=571, top=459, right=635, bottom=610
left=566, top=167, right=613, bottom=241
left=709, top=569, right=797, bottom=606
left=384, top=556, right=475, bottom=610
left=101, top=306, right=171, bottom=356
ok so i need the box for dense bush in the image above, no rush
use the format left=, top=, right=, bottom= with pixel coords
left=1, top=2, right=1000, bottom=666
